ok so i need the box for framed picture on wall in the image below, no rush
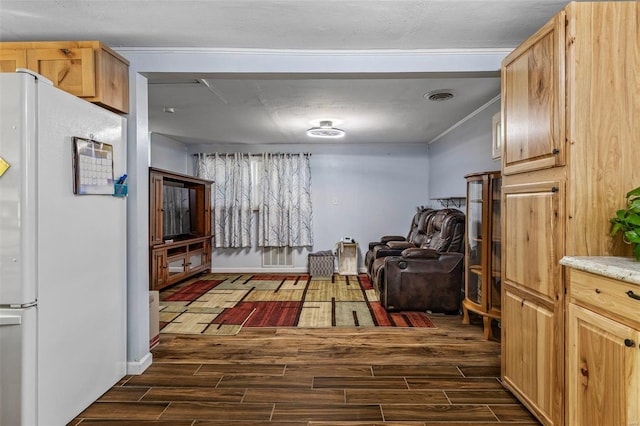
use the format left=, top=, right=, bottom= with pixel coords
left=492, top=112, right=502, bottom=160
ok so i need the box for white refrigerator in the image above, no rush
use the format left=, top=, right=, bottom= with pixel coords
left=0, top=71, right=127, bottom=425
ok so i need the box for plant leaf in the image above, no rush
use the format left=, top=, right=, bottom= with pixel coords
left=610, top=222, right=623, bottom=236
left=624, top=230, right=640, bottom=244
left=627, top=213, right=640, bottom=226
left=626, top=186, right=640, bottom=199
left=634, top=243, right=640, bottom=261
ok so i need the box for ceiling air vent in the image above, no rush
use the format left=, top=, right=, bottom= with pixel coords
left=424, top=89, right=455, bottom=102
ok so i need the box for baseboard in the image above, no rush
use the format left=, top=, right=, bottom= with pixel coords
left=127, top=351, right=152, bottom=375
left=211, top=267, right=311, bottom=274
left=210, top=267, right=367, bottom=274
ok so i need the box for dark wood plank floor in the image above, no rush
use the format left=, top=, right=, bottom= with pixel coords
left=70, top=315, right=540, bottom=425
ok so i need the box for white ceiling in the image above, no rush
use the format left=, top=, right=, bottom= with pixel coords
left=0, top=0, right=587, bottom=145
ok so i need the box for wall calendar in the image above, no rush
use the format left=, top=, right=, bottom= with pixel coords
left=72, top=137, right=115, bottom=195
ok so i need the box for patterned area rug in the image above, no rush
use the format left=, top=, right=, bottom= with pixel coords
left=159, top=273, right=436, bottom=335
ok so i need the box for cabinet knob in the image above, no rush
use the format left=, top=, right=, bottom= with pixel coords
left=552, top=148, right=560, bottom=155
left=624, top=339, right=635, bottom=348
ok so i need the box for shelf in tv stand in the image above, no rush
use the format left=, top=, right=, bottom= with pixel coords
left=155, top=235, right=212, bottom=249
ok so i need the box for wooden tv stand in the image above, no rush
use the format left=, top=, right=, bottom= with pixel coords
left=149, top=168, right=213, bottom=291
left=150, top=236, right=211, bottom=291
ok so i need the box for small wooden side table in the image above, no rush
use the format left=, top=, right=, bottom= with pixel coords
left=337, top=241, right=358, bottom=275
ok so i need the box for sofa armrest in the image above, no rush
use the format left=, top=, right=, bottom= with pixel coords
left=368, top=235, right=406, bottom=250
left=386, top=241, right=416, bottom=250
left=401, top=248, right=440, bottom=259
left=380, top=235, right=406, bottom=244
left=368, top=241, right=386, bottom=251
left=372, top=246, right=405, bottom=259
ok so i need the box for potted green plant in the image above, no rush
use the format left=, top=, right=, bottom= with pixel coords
left=610, top=186, right=640, bottom=260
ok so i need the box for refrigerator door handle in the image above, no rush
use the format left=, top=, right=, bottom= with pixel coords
left=0, top=314, right=22, bottom=326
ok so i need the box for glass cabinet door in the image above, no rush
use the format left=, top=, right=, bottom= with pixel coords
left=490, top=177, right=502, bottom=312
left=187, top=250, right=204, bottom=272
left=168, top=256, right=186, bottom=277
left=466, top=178, right=485, bottom=306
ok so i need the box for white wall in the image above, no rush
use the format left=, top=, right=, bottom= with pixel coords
left=428, top=98, right=501, bottom=202
left=149, top=133, right=192, bottom=174
left=185, top=143, right=429, bottom=272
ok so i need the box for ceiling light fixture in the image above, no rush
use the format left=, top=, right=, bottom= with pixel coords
left=163, top=107, right=175, bottom=113
left=424, top=89, right=455, bottom=102
left=306, top=120, right=345, bottom=138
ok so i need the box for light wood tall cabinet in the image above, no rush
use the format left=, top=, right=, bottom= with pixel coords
left=149, top=168, right=213, bottom=291
left=500, top=2, right=640, bottom=425
left=0, top=40, right=129, bottom=113
left=462, top=171, right=502, bottom=340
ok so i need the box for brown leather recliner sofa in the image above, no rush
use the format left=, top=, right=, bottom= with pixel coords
left=364, top=207, right=435, bottom=277
left=367, top=208, right=465, bottom=313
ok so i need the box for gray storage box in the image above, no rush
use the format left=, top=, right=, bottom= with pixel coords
left=308, top=250, right=335, bottom=276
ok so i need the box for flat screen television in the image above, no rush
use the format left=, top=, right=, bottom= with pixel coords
left=162, top=183, right=197, bottom=240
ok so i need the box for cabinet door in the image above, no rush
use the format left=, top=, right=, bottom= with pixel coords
left=501, top=12, right=565, bottom=175
left=151, top=250, right=168, bottom=291
left=489, top=176, right=502, bottom=313
left=567, top=304, right=640, bottom=426
left=26, top=47, right=96, bottom=97
left=204, top=182, right=212, bottom=236
left=166, top=254, right=188, bottom=284
left=464, top=176, right=487, bottom=309
left=502, top=180, right=564, bottom=425
left=92, top=46, right=129, bottom=113
left=186, top=249, right=205, bottom=274
left=502, top=181, right=564, bottom=302
left=0, top=49, right=26, bottom=72
left=503, top=286, right=564, bottom=426
left=149, top=173, right=164, bottom=245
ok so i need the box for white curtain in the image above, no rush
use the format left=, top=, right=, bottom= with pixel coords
left=259, top=153, right=313, bottom=247
left=196, top=153, right=253, bottom=248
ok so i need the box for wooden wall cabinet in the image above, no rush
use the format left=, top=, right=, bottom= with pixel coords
left=462, top=171, right=502, bottom=340
left=149, top=168, right=213, bottom=291
left=0, top=41, right=129, bottom=113
left=500, top=3, right=640, bottom=425
left=565, top=267, right=640, bottom=426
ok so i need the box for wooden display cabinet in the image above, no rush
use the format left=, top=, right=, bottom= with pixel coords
left=149, top=168, right=213, bottom=291
left=0, top=40, right=129, bottom=113
left=462, top=171, right=501, bottom=340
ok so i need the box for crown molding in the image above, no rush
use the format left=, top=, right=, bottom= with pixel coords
left=428, top=94, right=501, bottom=144
left=115, top=47, right=514, bottom=56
